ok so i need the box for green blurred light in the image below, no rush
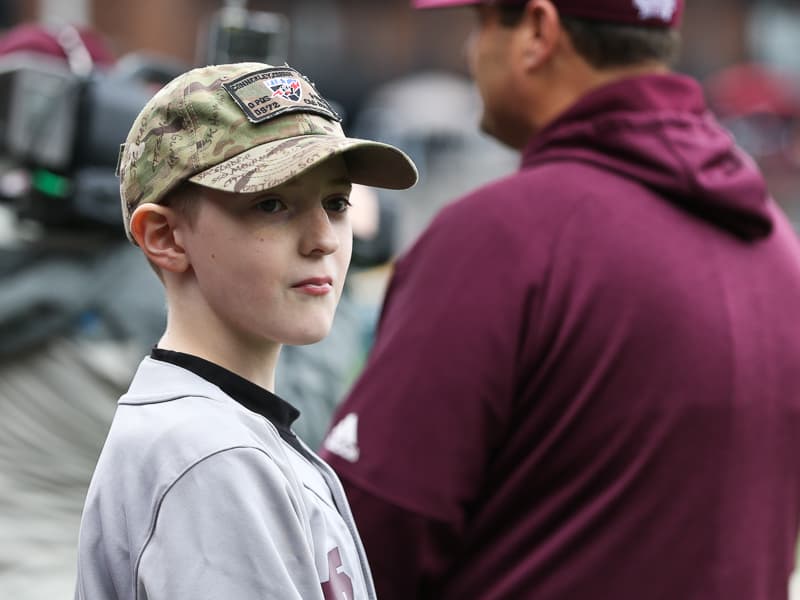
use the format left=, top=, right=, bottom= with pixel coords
left=32, top=169, right=71, bottom=198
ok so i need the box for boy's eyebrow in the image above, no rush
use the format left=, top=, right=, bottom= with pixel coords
left=280, top=177, right=352, bottom=189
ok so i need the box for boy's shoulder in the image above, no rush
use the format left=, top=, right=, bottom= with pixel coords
left=102, top=357, right=289, bottom=478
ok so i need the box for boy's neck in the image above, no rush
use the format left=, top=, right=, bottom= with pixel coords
left=159, top=315, right=280, bottom=393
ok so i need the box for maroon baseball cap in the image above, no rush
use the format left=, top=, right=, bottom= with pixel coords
left=0, top=23, right=116, bottom=65
left=413, top=0, right=684, bottom=28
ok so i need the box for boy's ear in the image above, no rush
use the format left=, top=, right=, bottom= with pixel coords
left=129, top=203, right=190, bottom=273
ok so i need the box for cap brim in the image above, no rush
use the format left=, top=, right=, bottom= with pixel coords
left=188, top=134, right=418, bottom=193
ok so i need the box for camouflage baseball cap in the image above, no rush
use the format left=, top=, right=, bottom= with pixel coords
left=118, top=62, right=418, bottom=242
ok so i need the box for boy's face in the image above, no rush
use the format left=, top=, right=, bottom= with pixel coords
left=179, top=157, right=354, bottom=347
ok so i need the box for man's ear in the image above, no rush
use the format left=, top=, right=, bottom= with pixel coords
left=129, top=203, right=190, bottom=273
left=517, top=0, right=563, bottom=72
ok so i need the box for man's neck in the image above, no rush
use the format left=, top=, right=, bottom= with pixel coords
left=534, top=60, right=671, bottom=134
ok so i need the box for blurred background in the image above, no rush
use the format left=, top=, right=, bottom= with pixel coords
left=0, top=0, right=798, bottom=598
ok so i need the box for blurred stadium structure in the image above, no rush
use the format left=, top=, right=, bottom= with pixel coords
left=0, top=0, right=798, bottom=598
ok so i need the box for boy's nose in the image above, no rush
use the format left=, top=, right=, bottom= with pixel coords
left=299, top=207, right=341, bottom=256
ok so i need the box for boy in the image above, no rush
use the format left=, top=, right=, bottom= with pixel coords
left=74, top=62, right=417, bottom=600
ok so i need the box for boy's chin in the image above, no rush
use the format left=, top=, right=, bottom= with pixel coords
left=281, top=327, right=332, bottom=347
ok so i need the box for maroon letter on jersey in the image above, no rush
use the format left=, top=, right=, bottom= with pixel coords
left=321, top=547, right=354, bottom=600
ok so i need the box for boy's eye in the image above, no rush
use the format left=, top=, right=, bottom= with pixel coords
left=256, top=197, right=286, bottom=213
left=325, top=195, right=352, bottom=213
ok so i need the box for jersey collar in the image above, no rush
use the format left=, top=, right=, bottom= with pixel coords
left=150, top=347, right=301, bottom=435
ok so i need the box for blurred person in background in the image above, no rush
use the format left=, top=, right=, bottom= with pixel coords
left=0, top=23, right=174, bottom=600
left=322, top=1, right=800, bottom=599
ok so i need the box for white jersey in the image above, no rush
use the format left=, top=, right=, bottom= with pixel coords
left=75, top=351, right=375, bottom=600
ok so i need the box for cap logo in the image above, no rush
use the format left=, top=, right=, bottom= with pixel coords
left=267, top=76, right=302, bottom=102
left=222, top=66, right=341, bottom=124
left=633, top=0, right=678, bottom=21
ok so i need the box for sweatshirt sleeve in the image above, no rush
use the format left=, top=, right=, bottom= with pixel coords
left=137, top=447, right=321, bottom=600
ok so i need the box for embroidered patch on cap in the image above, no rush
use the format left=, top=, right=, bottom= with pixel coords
left=222, top=66, right=341, bottom=124
left=633, top=0, right=678, bottom=21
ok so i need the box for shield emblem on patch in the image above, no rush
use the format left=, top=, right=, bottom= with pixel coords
left=266, top=77, right=303, bottom=102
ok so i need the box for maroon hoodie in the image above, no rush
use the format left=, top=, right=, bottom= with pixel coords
left=322, top=74, right=800, bottom=600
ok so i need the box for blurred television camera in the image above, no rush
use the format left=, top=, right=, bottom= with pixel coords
left=0, top=6, right=289, bottom=235
left=0, top=23, right=175, bottom=232
left=0, top=51, right=158, bottom=230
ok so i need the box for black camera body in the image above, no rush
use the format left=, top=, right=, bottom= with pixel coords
left=0, top=51, right=159, bottom=229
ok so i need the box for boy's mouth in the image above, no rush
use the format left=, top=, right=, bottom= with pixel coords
left=291, top=277, right=333, bottom=296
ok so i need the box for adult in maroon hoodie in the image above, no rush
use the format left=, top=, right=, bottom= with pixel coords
left=321, top=1, right=800, bottom=599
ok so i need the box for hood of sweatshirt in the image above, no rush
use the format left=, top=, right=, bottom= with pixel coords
left=522, top=73, right=772, bottom=240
